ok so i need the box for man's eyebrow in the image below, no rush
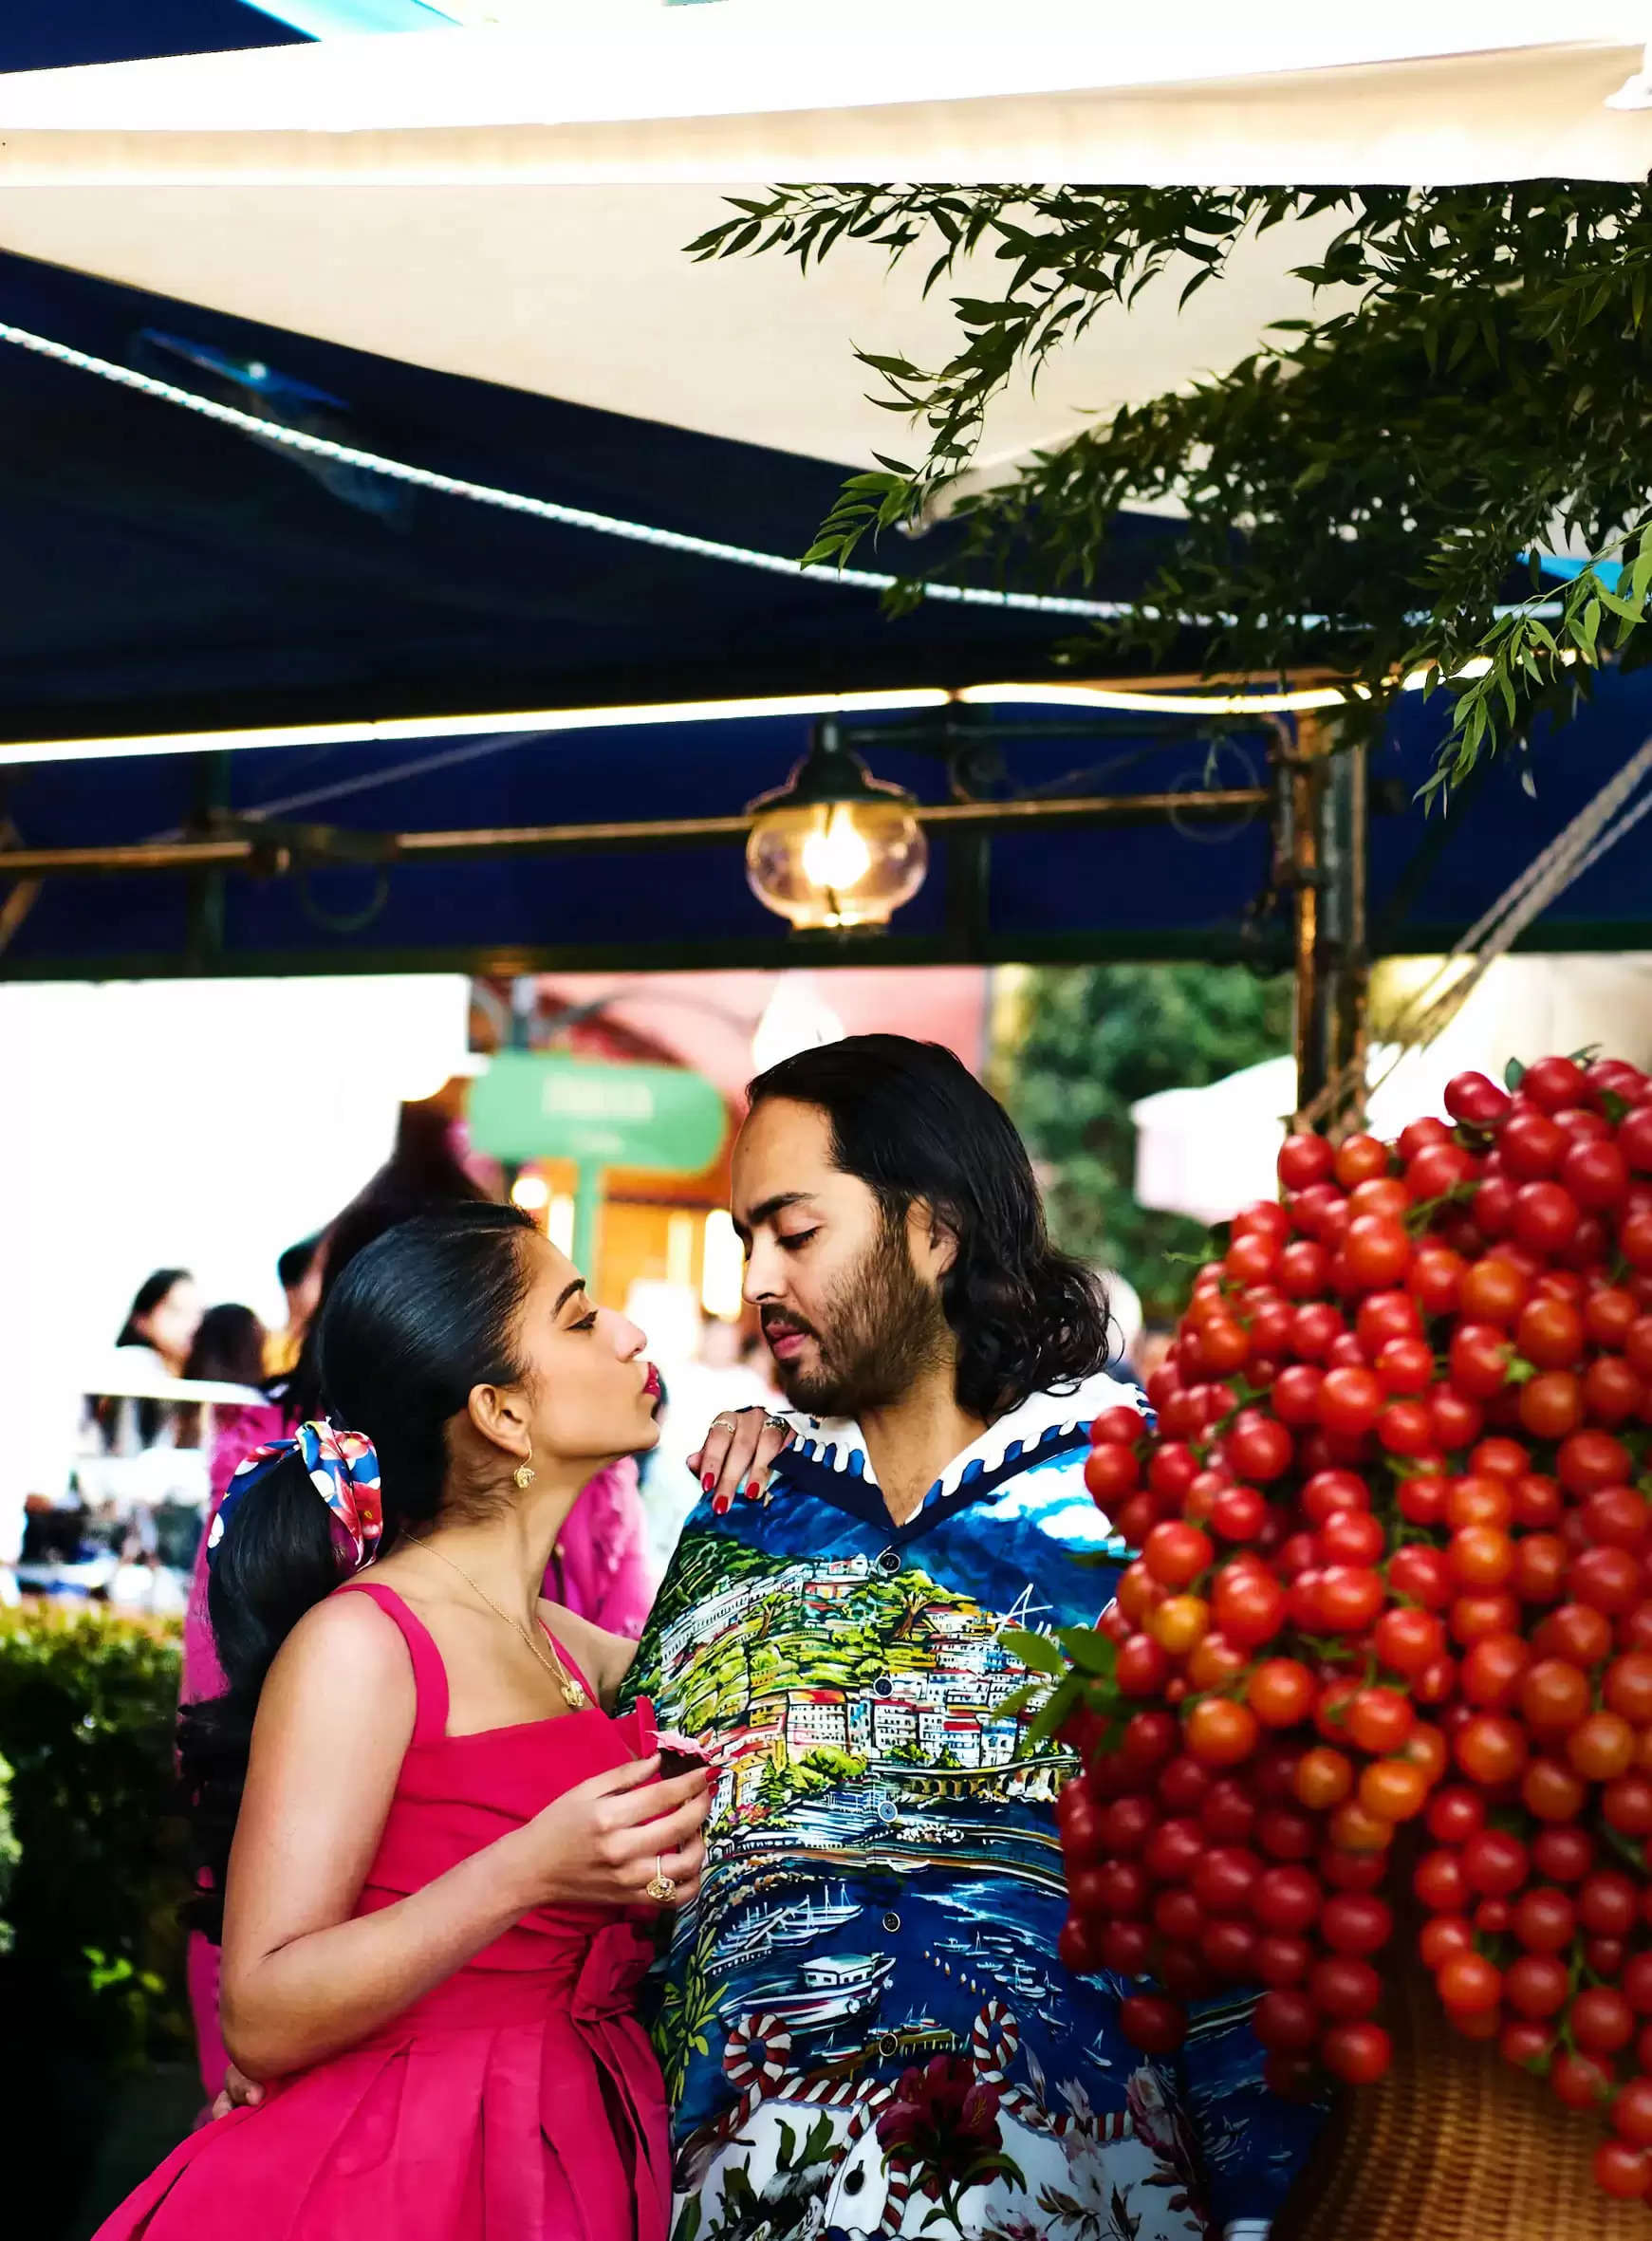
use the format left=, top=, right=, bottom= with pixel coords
left=735, top=1192, right=816, bottom=1235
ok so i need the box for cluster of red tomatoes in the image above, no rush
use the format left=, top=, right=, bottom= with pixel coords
left=1056, top=1051, right=1652, bottom=2203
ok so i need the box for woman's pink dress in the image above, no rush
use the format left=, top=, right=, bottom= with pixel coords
left=108, top=1583, right=671, bottom=2241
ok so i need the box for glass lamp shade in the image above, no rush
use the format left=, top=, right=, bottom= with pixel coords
left=744, top=726, right=930, bottom=932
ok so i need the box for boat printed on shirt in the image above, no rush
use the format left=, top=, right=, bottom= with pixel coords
left=710, top=1886, right=863, bottom=1973
left=736, top=1951, right=897, bottom=2038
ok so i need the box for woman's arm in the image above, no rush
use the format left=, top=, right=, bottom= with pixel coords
left=220, top=1595, right=706, bottom=2080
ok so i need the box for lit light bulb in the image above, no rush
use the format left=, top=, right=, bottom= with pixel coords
left=799, top=805, right=874, bottom=898
left=510, top=1172, right=550, bottom=1213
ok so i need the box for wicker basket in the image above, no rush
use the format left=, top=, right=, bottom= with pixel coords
left=1272, top=1954, right=1647, bottom=2241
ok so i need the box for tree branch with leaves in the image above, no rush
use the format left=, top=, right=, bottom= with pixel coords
left=692, top=184, right=1652, bottom=788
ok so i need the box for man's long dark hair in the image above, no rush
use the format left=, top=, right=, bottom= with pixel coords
left=748, top=1034, right=1112, bottom=1419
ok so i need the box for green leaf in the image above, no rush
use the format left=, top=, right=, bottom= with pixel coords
left=1001, top=1626, right=1066, bottom=1677
left=1504, top=1057, right=1526, bottom=1090
left=1057, top=1625, right=1119, bottom=1678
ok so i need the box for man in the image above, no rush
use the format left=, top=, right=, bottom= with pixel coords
left=625, top=1037, right=1315, bottom=2241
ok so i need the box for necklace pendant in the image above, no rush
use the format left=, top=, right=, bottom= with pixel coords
left=562, top=1678, right=591, bottom=1710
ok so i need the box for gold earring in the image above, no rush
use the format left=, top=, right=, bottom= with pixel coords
left=513, top=1455, right=536, bottom=1491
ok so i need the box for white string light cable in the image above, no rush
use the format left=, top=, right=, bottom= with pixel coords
left=0, top=317, right=1573, bottom=761
left=0, top=318, right=1132, bottom=623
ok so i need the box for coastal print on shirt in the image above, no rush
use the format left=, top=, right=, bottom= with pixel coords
left=622, top=1373, right=1322, bottom=2241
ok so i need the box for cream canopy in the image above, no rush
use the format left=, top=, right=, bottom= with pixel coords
left=1, top=6, right=1649, bottom=479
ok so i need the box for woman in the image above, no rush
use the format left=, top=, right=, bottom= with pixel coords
left=118, top=1269, right=203, bottom=1378
left=100, top=1202, right=707, bottom=2240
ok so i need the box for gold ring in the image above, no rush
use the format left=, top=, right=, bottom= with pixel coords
left=711, top=1414, right=739, bottom=1431
left=645, top=1856, right=678, bottom=1904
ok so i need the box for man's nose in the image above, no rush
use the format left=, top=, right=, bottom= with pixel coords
left=742, top=1236, right=783, bottom=1306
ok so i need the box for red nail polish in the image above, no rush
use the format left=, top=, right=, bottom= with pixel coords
left=702, top=1473, right=716, bottom=1492
left=711, top=1492, right=732, bottom=1516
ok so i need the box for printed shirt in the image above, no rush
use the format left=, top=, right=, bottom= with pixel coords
left=622, top=1371, right=1322, bottom=2241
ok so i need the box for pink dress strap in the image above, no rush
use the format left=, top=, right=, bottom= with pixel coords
left=337, top=1581, right=449, bottom=1746
left=541, top=1619, right=597, bottom=1706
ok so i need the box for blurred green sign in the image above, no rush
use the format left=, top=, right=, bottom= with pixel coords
left=469, top=1053, right=727, bottom=1173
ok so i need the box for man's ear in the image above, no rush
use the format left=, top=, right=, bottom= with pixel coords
left=909, top=1197, right=959, bottom=1281
left=466, top=1380, right=532, bottom=1463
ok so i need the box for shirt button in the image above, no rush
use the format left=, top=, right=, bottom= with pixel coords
left=882, top=1910, right=901, bottom=1934
left=876, top=1547, right=901, bottom=1577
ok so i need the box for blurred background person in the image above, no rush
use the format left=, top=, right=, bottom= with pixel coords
left=265, top=1236, right=324, bottom=1378
left=115, top=1269, right=202, bottom=1380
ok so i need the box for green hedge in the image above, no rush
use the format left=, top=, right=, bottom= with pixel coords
left=0, top=1606, right=194, bottom=2083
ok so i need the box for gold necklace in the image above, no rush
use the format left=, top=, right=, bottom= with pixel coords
left=410, top=1538, right=591, bottom=1711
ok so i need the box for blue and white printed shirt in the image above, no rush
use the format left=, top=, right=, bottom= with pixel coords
left=623, top=1372, right=1320, bottom=2241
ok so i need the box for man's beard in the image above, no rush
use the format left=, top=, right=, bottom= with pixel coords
left=764, top=1214, right=951, bottom=1417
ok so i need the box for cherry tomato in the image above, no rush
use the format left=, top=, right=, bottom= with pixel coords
left=1213, top=1566, right=1287, bottom=1649
left=1143, top=1521, right=1215, bottom=1589
left=1512, top=1181, right=1581, bottom=1254
left=1334, top=1135, right=1390, bottom=1190
left=1321, top=1894, right=1392, bottom=1956
left=1309, top=1956, right=1383, bottom=2022
left=1448, top=1474, right=1513, bottom=1528
left=1250, top=1865, right=1321, bottom=1935
left=1558, top=1430, right=1634, bottom=1494
left=1571, top=1987, right=1636, bottom=2055
left=1278, top=1134, right=1335, bottom=1191
left=1375, top=1606, right=1447, bottom=1677
left=1378, top=1399, right=1436, bottom=1455
left=1290, top=1302, right=1346, bottom=1361
left=1578, top=1870, right=1641, bottom=1937
left=1437, top=1952, right=1501, bottom=2010
left=1522, top=1757, right=1588, bottom=1823
left=1531, top=1824, right=1595, bottom=1882
left=1445, top=1072, right=1513, bottom=1126
left=1225, top=1410, right=1294, bottom=1484
left=1461, top=1256, right=1531, bottom=1327
left=1294, top=1747, right=1354, bottom=1810
left=1569, top=1546, right=1643, bottom=1617
left=1119, top=1994, right=1188, bottom=2055
left=1430, top=1386, right=1486, bottom=1451
left=1359, top=1759, right=1430, bottom=1824
left=1410, top=1247, right=1467, bottom=1315
left=1057, top=1913, right=1108, bottom=1975
left=1562, top=1138, right=1629, bottom=1210
left=1414, top=1849, right=1469, bottom=1912
left=1519, top=1373, right=1585, bottom=1442
left=1387, top=1544, right=1454, bottom=1610
left=1419, top=1915, right=1475, bottom=1970
left=1594, top=2141, right=1652, bottom=2201
left=1501, top=1111, right=1566, bottom=1178
left=1252, top=1990, right=1319, bottom=2054
left=1523, top=1056, right=1589, bottom=1113
left=1344, top=1215, right=1412, bottom=1289
left=1450, top=1525, right=1514, bottom=1591
left=1426, top=1787, right=1485, bottom=1846
left=1581, top=1486, right=1651, bottom=1550
left=1184, top=1697, right=1260, bottom=1769
left=1534, top=1601, right=1614, bottom=1667
left=1255, top=1806, right=1318, bottom=1862
left=1584, top=1355, right=1645, bottom=1425
left=1316, top=1565, right=1386, bottom=1633
left=1322, top=2021, right=1393, bottom=2084
left=1513, top=1887, right=1576, bottom=1954
left=1253, top=1933, right=1311, bottom=1988
left=1408, top=1140, right=1477, bottom=1202
left=1550, top=2049, right=1612, bottom=2110
left=1606, top=1652, right=1652, bottom=1723
left=1568, top=1711, right=1637, bottom=1783
left=1504, top=1954, right=1569, bottom=2019
left=1349, top=1176, right=1411, bottom=1223
left=1460, top=1633, right=1531, bottom=1711
left=1603, top=1773, right=1652, bottom=1836
left=1455, top=1713, right=1529, bottom=1787
left=1246, top=1658, right=1316, bottom=1731
left=1449, top=1324, right=1513, bottom=1398
left=1515, top=1296, right=1585, bottom=1369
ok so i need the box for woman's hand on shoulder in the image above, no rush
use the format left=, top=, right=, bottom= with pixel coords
left=507, top=1756, right=709, bottom=1912
left=688, top=1408, right=792, bottom=1511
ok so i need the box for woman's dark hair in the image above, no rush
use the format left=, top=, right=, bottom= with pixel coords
left=184, top=1305, right=268, bottom=1390
left=276, top=1235, right=320, bottom=1293
left=748, top=1033, right=1112, bottom=1418
left=180, top=1202, right=536, bottom=1925
left=116, top=1268, right=193, bottom=1348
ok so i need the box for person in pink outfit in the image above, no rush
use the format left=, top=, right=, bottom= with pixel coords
left=102, top=1201, right=707, bottom=2241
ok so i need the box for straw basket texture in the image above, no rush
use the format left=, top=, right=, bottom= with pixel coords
left=1271, top=1951, right=1648, bottom=2241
